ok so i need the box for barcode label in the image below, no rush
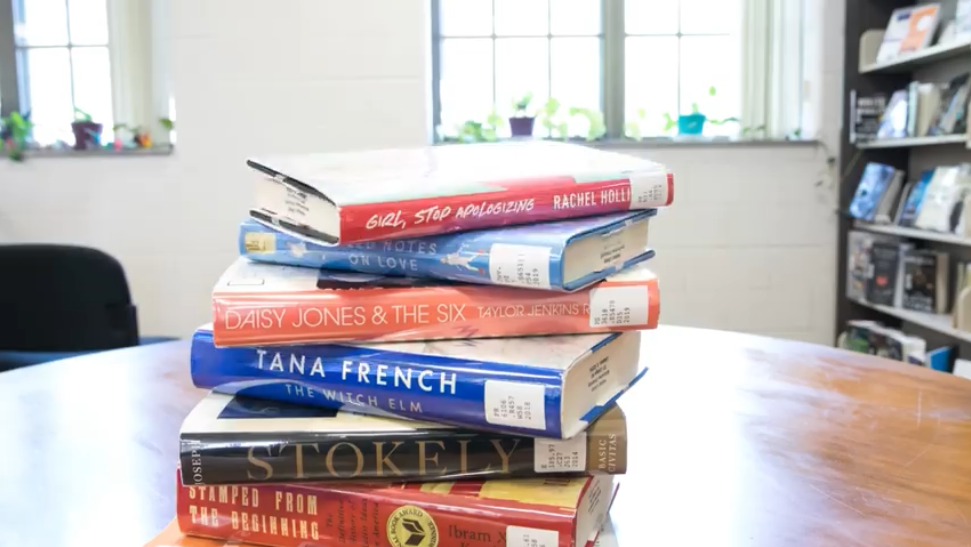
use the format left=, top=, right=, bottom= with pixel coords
left=507, top=526, right=559, bottom=547
left=628, top=171, right=669, bottom=207
left=488, top=244, right=552, bottom=289
left=589, top=286, right=649, bottom=327
left=535, top=432, right=587, bottom=473
left=484, top=380, right=546, bottom=430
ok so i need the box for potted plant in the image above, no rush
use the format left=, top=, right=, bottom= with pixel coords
left=509, top=92, right=536, bottom=137
left=0, top=111, right=33, bottom=161
left=663, top=86, right=738, bottom=136
left=112, top=118, right=176, bottom=149
left=71, top=108, right=103, bottom=150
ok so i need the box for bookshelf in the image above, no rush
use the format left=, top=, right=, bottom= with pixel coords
left=860, top=37, right=971, bottom=74
left=855, top=134, right=967, bottom=148
left=837, top=0, right=971, bottom=361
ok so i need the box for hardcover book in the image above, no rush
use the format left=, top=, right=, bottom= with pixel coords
left=177, top=470, right=616, bottom=547
left=897, top=169, right=933, bottom=227
left=210, top=258, right=660, bottom=346
left=901, top=249, right=950, bottom=314
left=191, top=326, right=644, bottom=439
left=247, top=141, right=673, bottom=245
left=180, top=392, right=628, bottom=485
left=240, top=211, right=656, bottom=292
left=866, top=241, right=910, bottom=307
left=848, top=163, right=900, bottom=222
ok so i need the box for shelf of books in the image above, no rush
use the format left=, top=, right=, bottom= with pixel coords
left=860, top=38, right=971, bottom=74
left=851, top=298, right=971, bottom=345
left=855, top=134, right=967, bottom=149
left=853, top=220, right=971, bottom=247
left=838, top=2, right=971, bottom=376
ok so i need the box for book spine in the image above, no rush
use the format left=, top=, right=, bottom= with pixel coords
left=338, top=173, right=673, bottom=243
left=179, top=411, right=626, bottom=485
left=238, top=219, right=573, bottom=290
left=176, top=476, right=578, bottom=547
left=194, top=325, right=600, bottom=436
left=210, top=272, right=660, bottom=346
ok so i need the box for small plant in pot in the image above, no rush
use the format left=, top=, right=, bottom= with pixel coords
left=71, top=107, right=103, bottom=151
left=509, top=92, right=536, bottom=137
left=1, top=111, right=33, bottom=161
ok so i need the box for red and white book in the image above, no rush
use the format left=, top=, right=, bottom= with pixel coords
left=211, top=258, right=660, bottom=347
left=249, top=141, right=673, bottom=245
left=176, top=470, right=616, bottom=547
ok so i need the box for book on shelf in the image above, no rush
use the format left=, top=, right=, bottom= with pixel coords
left=913, top=164, right=971, bottom=232
left=876, top=90, right=910, bottom=139
left=248, top=141, right=674, bottom=245
left=191, top=325, right=644, bottom=439
left=176, top=469, right=617, bottom=547
left=866, top=240, right=913, bottom=307
left=897, top=169, right=934, bottom=227
left=850, top=90, right=888, bottom=143
left=210, top=258, right=660, bottom=346
left=927, top=72, right=970, bottom=136
left=180, top=392, right=627, bottom=485
left=848, top=163, right=904, bottom=223
left=239, top=209, right=656, bottom=292
left=901, top=249, right=950, bottom=314
left=875, top=4, right=941, bottom=63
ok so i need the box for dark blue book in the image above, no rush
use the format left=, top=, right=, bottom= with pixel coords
left=898, top=169, right=934, bottom=227
left=190, top=325, right=645, bottom=439
left=849, top=162, right=899, bottom=222
left=239, top=210, right=655, bottom=292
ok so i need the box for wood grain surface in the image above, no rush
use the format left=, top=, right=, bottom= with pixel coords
left=0, top=326, right=969, bottom=547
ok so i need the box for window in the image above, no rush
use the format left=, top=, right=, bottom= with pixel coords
left=8, top=0, right=113, bottom=145
left=0, top=0, right=174, bottom=149
left=433, top=0, right=802, bottom=141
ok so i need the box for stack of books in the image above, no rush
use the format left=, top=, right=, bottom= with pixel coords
left=148, top=141, right=674, bottom=547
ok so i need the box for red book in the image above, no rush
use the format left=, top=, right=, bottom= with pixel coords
left=176, top=472, right=616, bottom=547
left=211, top=258, right=660, bottom=346
left=248, top=141, right=673, bottom=245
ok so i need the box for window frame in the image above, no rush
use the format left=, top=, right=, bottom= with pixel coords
left=430, top=0, right=746, bottom=141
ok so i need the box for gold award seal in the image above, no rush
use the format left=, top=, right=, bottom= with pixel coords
left=386, top=505, right=439, bottom=547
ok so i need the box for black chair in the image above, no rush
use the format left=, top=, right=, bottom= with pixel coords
left=0, top=244, right=172, bottom=371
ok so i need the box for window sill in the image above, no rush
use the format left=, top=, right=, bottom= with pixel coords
left=436, top=136, right=820, bottom=149
left=6, top=145, right=175, bottom=160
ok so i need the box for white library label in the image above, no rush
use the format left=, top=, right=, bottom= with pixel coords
left=507, top=526, right=559, bottom=547
left=484, top=380, right=547, bottom=430
left=628, top=171, right=668, bottom=208
left=589, top=286, right=649, bottom=327
left=535, top=432, right=587, bottom=473
left=489, top=244, right=552, bottom=289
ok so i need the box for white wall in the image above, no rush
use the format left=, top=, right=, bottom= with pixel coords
left=0, top=0, right=843, bottom=345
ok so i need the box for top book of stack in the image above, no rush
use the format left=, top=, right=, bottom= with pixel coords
left=249, top=141, right=674, bottom=245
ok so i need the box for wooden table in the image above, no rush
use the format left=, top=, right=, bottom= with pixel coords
left=1, top=326, right=970, bottom=547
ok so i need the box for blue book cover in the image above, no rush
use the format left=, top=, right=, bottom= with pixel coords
left=849, top=162, right=897, bottom=222
left=898, top=169, right=934, bottom=227
left=191, top=325, right=646, bottom=439
left=239, top=210, right=656, bottom=291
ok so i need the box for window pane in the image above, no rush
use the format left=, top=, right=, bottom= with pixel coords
left=495, top=0, right=548, bottom=36
left=551, top=37, right=600, bottom=136
left=680, top=35, right=739, bottom=136
left=625, top=0, right=678, bottom=35
left=72, top=47, right=114, bottom=140
left=68, top=0, right=109, bottom=45
left=24, top=48, right=74, bottom=145
left=440, top=39, right=494, bottom=134
left=625, top=36, right=679, bottom=137
left=680, top=0, right=740, bottom=34
left=440, top=0, right=493, bottom=37
left=550, top=0, right=600, bottom=36
left=495, top=37, right=549, bottom=135
left=15, top=0, right=69, bottom=46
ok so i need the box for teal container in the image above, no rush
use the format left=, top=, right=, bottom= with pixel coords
left=677, top=114, right=706, bottom=135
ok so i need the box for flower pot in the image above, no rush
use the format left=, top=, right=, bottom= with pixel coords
left=677, top=114, right=706, bottom=136
left=509, top=116, right=536, bottom=137
left=71, top=121, right=103, bottom=150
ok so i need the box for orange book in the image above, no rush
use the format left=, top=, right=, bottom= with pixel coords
left=898, top=5, right=940, bottom=55
left=212, top=259, right=660, bottom=346
left=174, top=470, right=616, bottom=547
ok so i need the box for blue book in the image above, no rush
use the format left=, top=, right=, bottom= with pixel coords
left=849, top=162, right=900, bottom=222
left=239, top=210, right=656, bottom=291
left=191, top=325, right=645, bottom=439
left=898, top=169, right=934, bottom=227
